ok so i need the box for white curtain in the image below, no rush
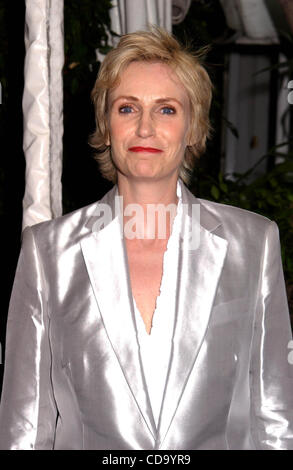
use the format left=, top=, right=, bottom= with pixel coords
left=110, top=0, right=172, bottom=37
left=108, top=0, right=192, bottom=41
left=219, top=0, right=279, bottom=43
left=22, top=0, right=64, bottom=230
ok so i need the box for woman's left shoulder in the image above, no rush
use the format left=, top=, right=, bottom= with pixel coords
left=196, top=198, right=280, bottom=249
left=198, top=197, right=273, bottom=229
left=182, top=183, right=274, bottom=235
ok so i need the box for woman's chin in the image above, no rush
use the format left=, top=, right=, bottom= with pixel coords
left=118, top=162, right=178, bottom=181
left=129, top=164, right=161, bottom=179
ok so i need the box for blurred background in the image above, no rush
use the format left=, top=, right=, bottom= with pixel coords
left=1, top=0, right=293, bottom=394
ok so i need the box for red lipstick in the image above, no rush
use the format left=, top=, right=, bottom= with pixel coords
left=128, top=146, right=162, bottom=153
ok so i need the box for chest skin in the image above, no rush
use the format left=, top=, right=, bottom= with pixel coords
left=125, top=238, right=169, bottom=334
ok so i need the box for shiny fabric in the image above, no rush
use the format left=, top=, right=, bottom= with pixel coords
left=0, top=182, right=292, bottom=450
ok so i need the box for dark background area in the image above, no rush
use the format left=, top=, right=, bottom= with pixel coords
left=1, top=0, right=293, bottom=396
left=0, top=2, right=24, bottom=394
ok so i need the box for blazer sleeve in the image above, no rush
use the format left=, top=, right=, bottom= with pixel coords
left=249, top=221, right=293, bottom=450
left=0, top=226, right=57, bottom=450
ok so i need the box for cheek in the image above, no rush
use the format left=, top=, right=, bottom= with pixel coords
left=109, top=118, right=133, bottom=143
left=163, top=122, right=189, bottom=149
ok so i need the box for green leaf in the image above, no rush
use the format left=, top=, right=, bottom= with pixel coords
left=211, top=185, right=220, bottom=200
left=219, top=182, right=228, bottom=193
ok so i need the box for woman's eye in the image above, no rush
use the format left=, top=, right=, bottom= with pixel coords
left=161, top=106, right=175, bottom=115
left=119, top=105, right=133, bottom=114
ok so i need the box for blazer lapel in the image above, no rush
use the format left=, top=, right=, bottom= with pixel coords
left=156, top=184, right=228, bottom=448
left=80, top=187, right=157, bottom=440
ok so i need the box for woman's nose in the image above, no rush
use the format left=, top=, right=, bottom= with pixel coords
left=135, top=110, right=155, bottom=138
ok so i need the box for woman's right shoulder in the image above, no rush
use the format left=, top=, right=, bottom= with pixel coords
left=23, top=199, right=102, bottom=251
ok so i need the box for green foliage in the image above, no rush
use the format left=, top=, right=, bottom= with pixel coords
left=63, top=0, right=115, bottom=97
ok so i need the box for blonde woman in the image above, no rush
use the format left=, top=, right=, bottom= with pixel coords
left=0, top=26, right=292, bottom=450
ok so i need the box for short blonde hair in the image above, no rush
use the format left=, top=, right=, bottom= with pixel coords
left=90, top=25, right=213, bottom=185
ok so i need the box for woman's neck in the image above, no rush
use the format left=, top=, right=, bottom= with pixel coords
left=117, top=175, right=179, bottom=244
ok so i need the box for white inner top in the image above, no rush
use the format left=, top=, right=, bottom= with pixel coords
left=133, top=181, right=182, bottom=427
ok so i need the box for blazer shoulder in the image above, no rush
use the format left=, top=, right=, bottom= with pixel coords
left=198, top=198, right=273, bottom=231
left=24, top=200, right=105, bottom=254
left=195, top=199, right=278, bottom=244
left=182, top=183, right=273, bottom=234
left=26, top=186, right=117, bottom=240
left=29, top=201, right=95, bottom=233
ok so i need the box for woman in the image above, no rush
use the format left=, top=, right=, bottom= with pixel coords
left=0, top=26, right=292, bottom=450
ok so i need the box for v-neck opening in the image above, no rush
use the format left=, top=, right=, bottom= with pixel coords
left=133, top=183, right=183, bottom=336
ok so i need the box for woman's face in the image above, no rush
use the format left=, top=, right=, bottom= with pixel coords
left=106, top=61, right=191, bottom=182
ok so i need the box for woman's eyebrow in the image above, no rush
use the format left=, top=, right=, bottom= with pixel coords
left=109, top=95, right=184, bottom=108
left=154, top=97, right=183, bottom=108
left=110, top=95, right=139, bottom=106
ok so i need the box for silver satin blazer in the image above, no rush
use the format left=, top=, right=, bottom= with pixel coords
left=0, top=182, right=292, bottom=450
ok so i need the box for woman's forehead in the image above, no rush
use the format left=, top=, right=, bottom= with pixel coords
left=108, top=61, right=189, bottom=103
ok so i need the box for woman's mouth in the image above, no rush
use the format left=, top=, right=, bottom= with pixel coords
left=128, top=147, right=163, bottom=153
